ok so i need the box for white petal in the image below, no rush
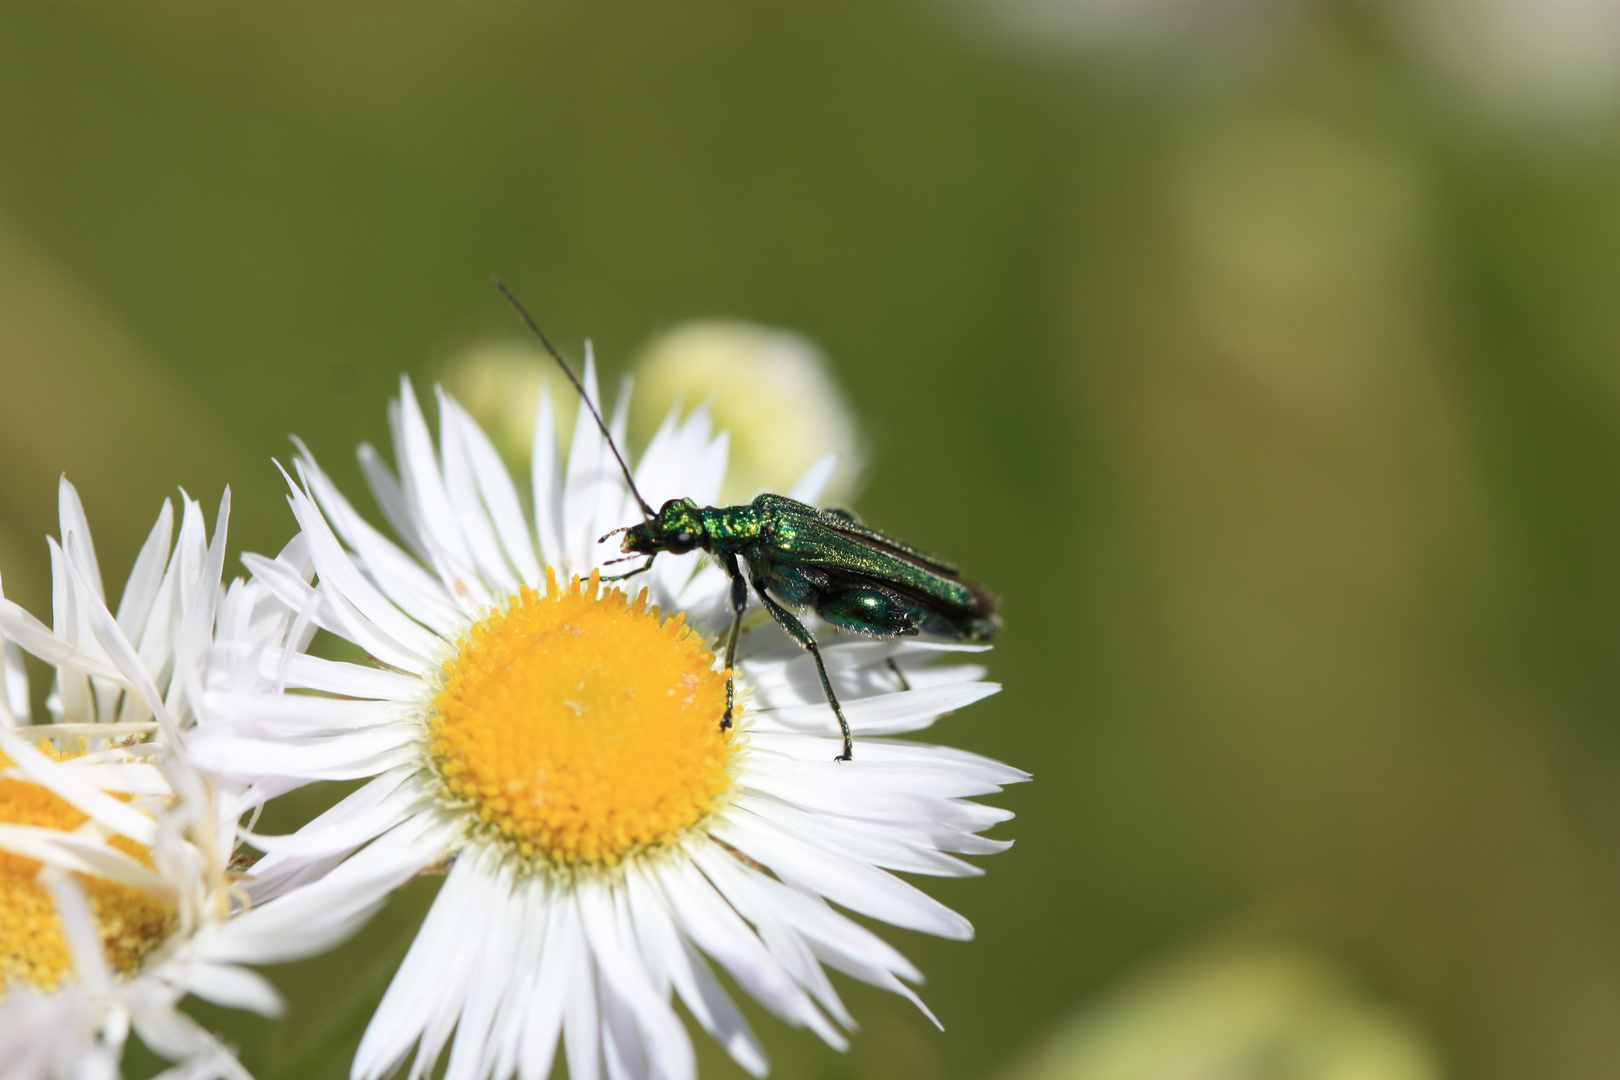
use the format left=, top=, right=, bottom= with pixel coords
left=623, top=870, right=768, bottom=1078
left=186, top=724, right=418, bottom=780
left=559, top=896, right=603, bottom=1080
left=682, top=428, right=729, bottom=510
left=43, top=870, right=111, bottom=993
left=604, top=375, right=645, bottom=534
left=57, top=478, right=104, bottom=600
left=444, top=860, right=527, bottom=1080
left=436, top=387, right=520, bottom=596
left=531, top=382, right=565, bottom=572
left=746, top=654, right=987, bottom=707
left=2, top=636, right=29, bottom=724
left=262, top=652, right=424, bottom=701
left=562, top=352, right=613, bottom=573
left=45, top=538, right=95, bottom=726
left=247, top=766, right=420, bottom=892
left=695, top=845, right=940, bottom=1027
left=709, top=810, right=973, bottom=940
left=182, top=487, right=232, bottom=676
left=0, top=726, right=158, bottom=844
left=354, top=847, right=483, bottom=1080
left=245, top=771, right=423, bottom=860
left=445, top=394, right=542, bottom=587
left=61, top=541, right=186, bottom=747
left=747, top=730, right=1029, bottom=785
left=296, top=441, right=464, bottom=639
left=742, top=636, right=990, bottom=671
left=743, top=750, right=1012, bottom=802
left=177, top=962, right=283, bottom=1017
left=630, top=403, right=685, bottom=508
left=395, top=378, right=475, bottom=566
left=652, top=859, right=844, bottom=1049
left=116, top=498, right=175, bottom=643
left=787, top=454, right=839, bottom=505
left=751, top=680, right=1001, bottom=737
left=577, top=880, right=694, bottom=1080
left=359, top=441, right=431, bottom=563
left=484, top=878, right=554, bottom=1080
left=393, top=378, right=487, bottom=606
left=171, top=495, right=207, bottom=622
left=0, top=596, right=123, bottom=683
left=128, top=1004, right=215, bottom=1071
left=516, top=889, right=570, bottom=1080
left=239, top=551, right=366, bottom=658
left=735, top=794, right=982, bottom=877
left=68, top=761, right=178, bottom=796
left=315, top=573, right=436, bottom=679
left=215, top=812, right=450, bottom=966
left=283, top=468, right=442, bottom=665
left=740, top=764, right=1013, bottom=839
left=0, top=827, right=175, bottom=901
left=693, top=846, right=921, bottom=985
left=690, top=848, right=854, bottom=1031
left=199, top=691, right=408, bottom=736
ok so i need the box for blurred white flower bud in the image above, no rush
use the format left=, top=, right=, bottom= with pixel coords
left=1004, top=946, right=1442, bottom=1080
left=439, top=340, right=575, bottom=467
left=1400, top=0, right=1620, bottom=124
left=955, top=0, right=1620, bottom=125
left=630, top=320, right=863, bottom=505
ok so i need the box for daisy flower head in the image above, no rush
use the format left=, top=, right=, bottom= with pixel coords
left=195, top=360, right=1025, bottom=1080
left=0, top=481, right=321, bottom=1080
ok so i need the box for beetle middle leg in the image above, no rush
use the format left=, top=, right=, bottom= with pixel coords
left=750, top=575, right=854, bottom=762
left=720, top=553, right=748, bottom=730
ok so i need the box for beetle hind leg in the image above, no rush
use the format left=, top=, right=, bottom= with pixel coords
left=818, top=587, right=917, bottom=692
left=750, top=576, right=855, bottom=761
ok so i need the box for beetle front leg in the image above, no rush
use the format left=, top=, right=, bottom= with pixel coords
left=600, top=555, right=656, bottom=582
left=721, top=553, right=748, bottom=730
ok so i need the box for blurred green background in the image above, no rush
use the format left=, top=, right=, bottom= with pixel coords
left=4, top=2, right=1620, bottom=1078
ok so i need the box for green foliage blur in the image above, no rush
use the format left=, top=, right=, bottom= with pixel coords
left=3, top=3, right=1620, bottom=1079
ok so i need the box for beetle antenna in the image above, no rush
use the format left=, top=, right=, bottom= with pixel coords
left=493, top=277, right=655, bottom=521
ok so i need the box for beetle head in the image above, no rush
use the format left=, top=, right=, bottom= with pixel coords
left=622, top=498, right=705, bottom=556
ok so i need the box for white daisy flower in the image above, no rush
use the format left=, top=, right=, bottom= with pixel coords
left=193, top=366, right=1025, bottom=1080
left=0, top=481, right=321, bottom=1080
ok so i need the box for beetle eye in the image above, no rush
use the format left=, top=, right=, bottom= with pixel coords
left=674, top=531, right=695, bottom=547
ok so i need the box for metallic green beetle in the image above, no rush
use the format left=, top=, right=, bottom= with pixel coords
left=498, top=282, right=1000, bottom=760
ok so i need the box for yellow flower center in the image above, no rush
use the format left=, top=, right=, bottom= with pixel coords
left=429, top=570, right=736, bottom=869
left=0, top=749, right=175, bottom=996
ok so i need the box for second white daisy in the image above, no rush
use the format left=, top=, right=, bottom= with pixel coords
left=0, top=481, right=330, bottom=1080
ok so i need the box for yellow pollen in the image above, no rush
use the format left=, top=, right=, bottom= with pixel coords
left=0, top=747, right=175, bottom=997
left=430, top=569, right=736, bottom=868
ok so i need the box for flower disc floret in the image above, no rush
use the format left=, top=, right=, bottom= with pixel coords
left=0, top=750, right=175, bottom=996
left=429, top=569, right=736, bottom=868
